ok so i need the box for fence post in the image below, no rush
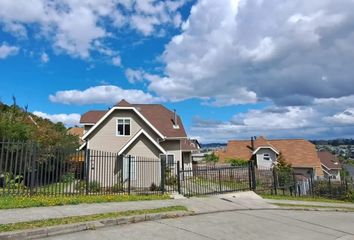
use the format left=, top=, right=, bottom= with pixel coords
left=251, top=161, right=256, bottom=191
left=248, top=161, right=252, bottom=190
left=218, top=169, right=222, bottom=192
left=30, top=143, right=37, bottom=196
left=177, top=161, right=181, bottom=194
left=292, top=172, right=297, bottom=197
left=272, top=167, right=277, bottom=195
left=85, top=149, right=90, bottom=195
left=160, top=156, right=166, bottom=193
left=128, top=155, right=131, bottom=195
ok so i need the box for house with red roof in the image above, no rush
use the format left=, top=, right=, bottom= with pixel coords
left=317, top=151, right=342, bottom=181
left=216, top=136, right=324, bottom=178
left=79, top=99, right=199, bottom=186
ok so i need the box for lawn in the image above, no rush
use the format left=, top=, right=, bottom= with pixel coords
left=260, top=193, right=353, bottom=204
left=0, top=194, right=171, bottom=209
left=0, top=205, right=188, bottom=233
left=273, top=203, right=354, bottom=211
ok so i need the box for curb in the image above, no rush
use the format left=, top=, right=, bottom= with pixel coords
left=0, top=211, right=194, bottom=240
left=1, top=206, right=352, bottom=239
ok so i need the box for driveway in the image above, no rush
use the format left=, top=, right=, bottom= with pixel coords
left=45, top=210, right=354, bottom=240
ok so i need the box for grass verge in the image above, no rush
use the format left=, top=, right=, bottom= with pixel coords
left=259, top=194, right=352, bottom=203
left=273, top=203, right=354, bottom=211
left=0, top=194, right=171, bottom=209
left=0, top=205, right=187, bottom=233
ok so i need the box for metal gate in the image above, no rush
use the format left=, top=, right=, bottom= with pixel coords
left=177, top=164, right=252, bottom=196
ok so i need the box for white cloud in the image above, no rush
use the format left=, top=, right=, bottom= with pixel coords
left=191, top=95, right=354, bottom=142
left=33, top=111, right=81, bottom=126
left=0, top=0, right=187, bottom=59
left=49, top=85, right=162, bottom=105
left=40, top=52, right=49, bottom=63
left=0, top=42, right=19, bottom=59
left=324, top=108, right=354, bottom=125
left=125, top=68, right=145, bottom=83
left=112, top=56, right=122, bottom=67
left=142, top=0, right=354, bottom=107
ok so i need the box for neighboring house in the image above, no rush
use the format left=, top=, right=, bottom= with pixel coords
left=317, top=151, right=341, bottom=181
left=67, top=127, right=84, bottom=144
left=79, top=99, right=198, bottom=187
left=216, top=136, right=323, bottom=178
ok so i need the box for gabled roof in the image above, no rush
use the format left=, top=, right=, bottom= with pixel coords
left=216, top=136, right=323, bottom=175
left=118, top=129, right=166, bottom=155
left=181, top=139, right=200, bottom=152
left=317, top=151, right=341, bottom=170
left=80, top=110, right=106, bottom=124
left=80, top=100, right=187, bottom=139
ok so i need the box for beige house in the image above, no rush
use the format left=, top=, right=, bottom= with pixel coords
left=79, top=99, right=198, bottom=187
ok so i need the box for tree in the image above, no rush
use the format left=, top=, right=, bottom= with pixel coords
left=204, top=152, right=219, bottom=165
left=276, top=151, right=293, bottom=187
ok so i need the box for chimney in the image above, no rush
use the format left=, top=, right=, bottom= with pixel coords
left=173, top=109, right=179, bottom=129
left=251, top=137, right=254, bottom=150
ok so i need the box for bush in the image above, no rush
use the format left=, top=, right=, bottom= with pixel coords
left=110, top=183, right=124, bottom=193
left=227, top=158, right=249, bottom=167
left=74, top=181, right=86, bottom=192
left=149, top=183, right=159, bottom=191
left=74, top=180, right=101, bottom=193
left=88, top=181, right=101, bottom=193
left=165, top=175, right=177, bottom=186
left=2, top=173, right=25, bottom=189
left=61, top=173, right=75, bottom=183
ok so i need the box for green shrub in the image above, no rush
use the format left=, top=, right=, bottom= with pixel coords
left=149, top=183, right=159, bottom=191
left=88, top=181, right=101, bottom=193
left=227, top=158, right=249, bottom=167
left=74, top=181, right=86, bottom=192
left=3, top=173, right=26, bottom=189
left=110, top=183, right=124, bottom=193
left=60, top=173, right=75, bottom=183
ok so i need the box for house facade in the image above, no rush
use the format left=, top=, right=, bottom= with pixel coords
left=317, top=151, right=341, bottom=181
left=79, top=99, right=198, bottom=187
left=216, top=136, right=324, bottom=178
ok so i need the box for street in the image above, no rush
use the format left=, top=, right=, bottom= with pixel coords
left=45, top=210, right=354, bottom=240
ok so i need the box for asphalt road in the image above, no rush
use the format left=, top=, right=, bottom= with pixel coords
left=45, top=210, right=354, bottom=240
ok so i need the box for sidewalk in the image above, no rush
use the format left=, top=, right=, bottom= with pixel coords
left=264, top=199, right=354, bottom=208
left=0, top=191, right=276, bottom=225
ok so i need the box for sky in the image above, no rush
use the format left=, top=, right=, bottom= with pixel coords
left=0, top=0, right=354, bottom=143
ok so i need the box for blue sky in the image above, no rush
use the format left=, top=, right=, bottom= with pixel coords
left=1, top=0, right=354, bottom=143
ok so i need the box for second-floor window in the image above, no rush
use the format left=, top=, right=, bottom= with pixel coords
left=263, top=153, right=270, bottom=161
left=117, top=118, right=131, bottom=136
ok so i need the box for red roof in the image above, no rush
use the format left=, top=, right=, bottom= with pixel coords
left=80, top=100, right=187, bottom=138
left=317, top=151, right=341, bottom=170
left=216, top=136, right=323, bottom=176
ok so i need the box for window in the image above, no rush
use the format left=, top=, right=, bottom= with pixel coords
left=167, top=154, right=174, bottom=165
left=160, top=154, right=175, bottom=166
left=117, top=118, right=131, bottom=136
left=263, top=153, right=270, bottom=161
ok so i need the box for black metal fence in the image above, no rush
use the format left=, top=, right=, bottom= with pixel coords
left=1, top=139, right=353, bottom=199
left=0, top=140, right=176, bottom=196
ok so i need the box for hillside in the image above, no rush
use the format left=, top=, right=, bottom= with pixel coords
left=0, top=102, right=79, bottom=148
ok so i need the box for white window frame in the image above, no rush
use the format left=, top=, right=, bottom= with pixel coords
left=116, top=117, right=131, bottom=136
left=263, top=153, right=270, bottom=161
left=160, top=153, right=175, bottom=165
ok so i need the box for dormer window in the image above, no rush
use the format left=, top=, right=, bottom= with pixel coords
left=117, top=118, right=131, bottom=136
